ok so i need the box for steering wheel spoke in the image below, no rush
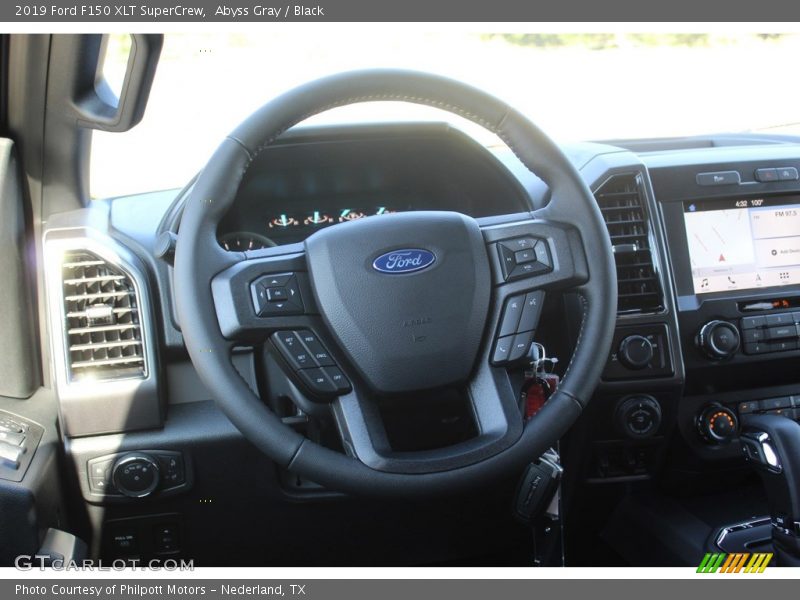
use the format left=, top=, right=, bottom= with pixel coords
left=210, top=248, right=315, bottom=343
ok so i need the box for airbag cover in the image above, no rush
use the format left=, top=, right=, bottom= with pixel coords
left=305, top=211, right=491, bottom=394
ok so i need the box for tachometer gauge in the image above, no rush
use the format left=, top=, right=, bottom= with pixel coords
left=269, top=214, right=297, bottom=228
left=339, top=209, right=366, bottom=222
left=303, top=211, right=333, bottom=226
left=219, top=232, right=276, bottom=252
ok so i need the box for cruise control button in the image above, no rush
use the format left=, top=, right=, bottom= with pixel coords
left=322, top=367, right=351, bottom=393
left=498, top=296, right=525, bottom=337
left=491, top=336, right=514, bottom=365
left=297, top=368, right=337, bottom=395
left=294, top=331, right=335, bottom=367
left=272, top=331, right=315, bottom=369
left=517, top=291, right=545, bottom=333
left=509, top=332, right=533, bottom=362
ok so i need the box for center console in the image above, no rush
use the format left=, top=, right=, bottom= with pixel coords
left=650, top=154, right=800, bottom=458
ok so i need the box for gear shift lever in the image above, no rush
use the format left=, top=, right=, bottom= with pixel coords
left=741, top=413, right=800, bottom=566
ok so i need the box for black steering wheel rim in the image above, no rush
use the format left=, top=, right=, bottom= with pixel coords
left=174, top=69, right=617, bottom=497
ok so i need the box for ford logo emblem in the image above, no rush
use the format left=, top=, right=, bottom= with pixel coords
left=372, top=249, right=436, bottom=274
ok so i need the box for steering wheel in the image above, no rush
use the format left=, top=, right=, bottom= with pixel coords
left=174, top=70, right=617, bottom=497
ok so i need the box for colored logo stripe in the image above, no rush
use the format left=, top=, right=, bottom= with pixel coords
left=697, top=552, right=773, bottom=573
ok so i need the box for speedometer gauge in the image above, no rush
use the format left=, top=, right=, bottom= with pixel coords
left=219, top=232, right=276, bottom=252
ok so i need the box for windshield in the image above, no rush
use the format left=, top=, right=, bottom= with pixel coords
left=90, top=32, right=800, bottom=199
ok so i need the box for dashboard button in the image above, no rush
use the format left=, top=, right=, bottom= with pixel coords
left=744, top=341, right=770, bottom=354
left=743, top=329, right=767, bottom=343
left=763, top=397, right=792, bottom=411
left=0, top=431, right=24, bottom=446
left=777, top=167, right=799, bottom=181
left=766, top=313, right=794, bottom=327
left=738, top=400, right=760, bottom=414
left=498, top=296, right=525, bottom=337
left=696, top=171, right=740, bottom=186
left=517, top=291, right=545, bottom=333
left=297, top=368, right=337, bottom=395
left=755, top=168, right=779, bottom=182
left=773, top=339, right=798, bottom=352
left=741, top=316, right=766, bottom=329
left=767, top=325, right=799, bottom=340
left=491, top=336, right=514, bottom=365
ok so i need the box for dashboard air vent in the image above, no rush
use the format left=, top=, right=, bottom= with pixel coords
left=61, top=250, right=145, bottom=381
left=594, top=174, right=663, bottom=314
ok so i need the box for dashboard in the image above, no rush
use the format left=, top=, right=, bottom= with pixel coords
left=216, top=124, right=530, bottom=249
left=33, top=121, right=800, bottom=564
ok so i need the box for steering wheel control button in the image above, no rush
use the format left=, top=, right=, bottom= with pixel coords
left=251, top=273, right=304, bottom=317
left=517, top=291, right=545, bottom=333
left=509, top=333, right=533, bottom=362
left=491, top=336, right=514, bottom=365
left=273, top=331, right=314, bottom=369
left=496, top=237, right=553, bottom=281
left=272, top=330, right=351, bottom=397
left=266, top=287, right=289, bottom=302
left=498, top=296, right=525, bottom=337
left=295, top=331, right=335, bottom=367
left=514, top=249, right=535, bottom=264
left=298, top=368, right=338, bottom=395
left=322, top=367, right=352, bottom=393
left=111, top=454, right=161, bottom=499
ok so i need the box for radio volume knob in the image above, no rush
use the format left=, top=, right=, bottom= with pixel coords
left=697, top=320, right=740, bottom=360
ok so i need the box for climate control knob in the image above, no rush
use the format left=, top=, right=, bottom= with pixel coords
left=618, top=335, right=655, bottom=370
left=698, top=404, right=738, bottom=444
left=697, top=320, right=740, bottom=360
left=111, top=453, right=160, bottom=498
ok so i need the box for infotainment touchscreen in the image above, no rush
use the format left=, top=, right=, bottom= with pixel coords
left=683, top=196, right=800, bottom=295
